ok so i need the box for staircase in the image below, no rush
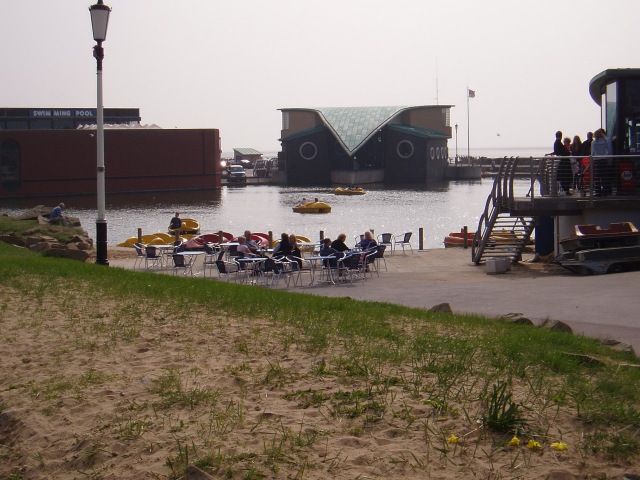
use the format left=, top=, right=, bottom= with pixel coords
left=472, top=158, right=536, bottom=265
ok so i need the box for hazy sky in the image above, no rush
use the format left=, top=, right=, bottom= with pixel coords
left=2, top=0, right=637, bottom=155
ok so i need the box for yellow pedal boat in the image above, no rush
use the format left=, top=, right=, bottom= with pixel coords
left=334, top=187, right=366, bottom=195
left=168, top=217, right=201, bottom=235
left=292, top=201, right=332, bottom=214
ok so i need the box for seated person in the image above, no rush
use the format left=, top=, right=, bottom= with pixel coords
left=287, top=234, right=303, bottom=267
left=236, top=236, right=256, bottom=257
left=48, top=202, right=68, bottom=225
left=244, top=230, right=259, bottom=254
left=297, top=197, right=308, bottom=206
left=358, top=231, right=378, bottom=251
left=319, top=237, right=343, bottom=268
left=169, top=212, right=182, bottom=230
left=331, top=233, right=350, bottom=252
left=272, top=232, right=293, bottom=258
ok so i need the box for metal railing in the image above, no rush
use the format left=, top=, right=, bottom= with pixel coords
left=494, top=154, right=640, bottom=206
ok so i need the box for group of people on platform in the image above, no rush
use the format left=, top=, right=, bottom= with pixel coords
left=552, top=128, right=614, bottom=196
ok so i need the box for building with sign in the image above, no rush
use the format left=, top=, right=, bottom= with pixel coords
left=0, top=107, right=141, bottom=130
left=277, top=105, right=453, bottom=185
left=0, top=107, right=221, bottom=198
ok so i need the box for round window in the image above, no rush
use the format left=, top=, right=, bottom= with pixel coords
left=299, top=142, right=318, bottom=160
left=396, top=140, right=414, bottom=159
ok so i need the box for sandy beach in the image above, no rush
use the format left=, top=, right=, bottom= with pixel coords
left=1, top=246, right=639, bottom=479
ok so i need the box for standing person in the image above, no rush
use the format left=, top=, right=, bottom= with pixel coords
left=591, top=128, right=611, bottom=196
left=554, top=131, right=572, bottom=194
left=169, top=212, right=182, bottom=231
left=579, top=131, right=593, bottom=156
left=570, top=135, right=582, bottom=189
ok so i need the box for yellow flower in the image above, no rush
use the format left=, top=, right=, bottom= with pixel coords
left=526, top=439, right=542, bottom=450
left=508, top=436, right=520, bottom=447
left=550, top=442, right=568, bottom=451
left=447, top=434, right=459, bottom=444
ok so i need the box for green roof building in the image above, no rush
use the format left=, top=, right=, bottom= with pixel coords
left=278, top=105, right=453, bottom=185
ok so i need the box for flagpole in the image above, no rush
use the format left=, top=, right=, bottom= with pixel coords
left=467, top=87, right=470, bottom=164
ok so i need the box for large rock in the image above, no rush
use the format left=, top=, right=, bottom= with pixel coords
left=43, top=246, right=90, bottom=262
left=540, top=319, right=573, bottom=334
left=0, top=234, right=28, bottom=248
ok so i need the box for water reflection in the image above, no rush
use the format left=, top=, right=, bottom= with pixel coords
left=2, top=179, right=532, bottom=249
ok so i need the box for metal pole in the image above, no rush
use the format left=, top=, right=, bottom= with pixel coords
left=455, top=124, right=458, bottom=166
left=94, top=42, right=108, bottom=265
left=467, top=93, right=470, bottom=165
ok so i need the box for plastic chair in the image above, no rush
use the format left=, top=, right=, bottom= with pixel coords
left=133, top=243, right=145, bottom=270
left=393, top=232, right=413, bottom=254
left=214, top=259, right=245, bottom=282
left=202, top=243, right=218, bottom=278
left=377, top=233, right=394, bottom=256
left=286, top=256, right=313, bottom=287
left=371, top=244, right=387, bottom=274
left=144, top=245, right=162, bottom=269
left=171, top=254, right=193, bottom=276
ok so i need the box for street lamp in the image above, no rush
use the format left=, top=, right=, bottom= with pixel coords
left=454, top=124, right=458, bottom=166
left=89, top=0, right=111, bottom=266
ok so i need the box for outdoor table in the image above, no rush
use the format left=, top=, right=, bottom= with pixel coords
left=176, top=251, right=205, bottom=275
left=298, top=241, right=320, bottom=256
left=153, top=244, right=176, bottom=267
left=235, top=257, right=267, bottom=284
left=305, top=255, right=336, bottom=285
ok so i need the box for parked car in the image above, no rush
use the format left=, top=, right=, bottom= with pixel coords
left=227, top=165, right=247, bottom=183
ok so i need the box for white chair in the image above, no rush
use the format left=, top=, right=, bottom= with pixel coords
left=394, top=232, right=413, bottom=254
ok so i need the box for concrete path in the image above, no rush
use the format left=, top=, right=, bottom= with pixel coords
left=108, top=247, right=640, bottom=354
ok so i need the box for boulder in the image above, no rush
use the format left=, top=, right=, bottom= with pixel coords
left=540, top=319, right=573, bottom=334
left=500, top=312, right=534, bottom=326
left=0, top=234, right=28, bottom=248
left=43, top=246, right=90, bottom=262
left=428, top=303, right=452, bottom=313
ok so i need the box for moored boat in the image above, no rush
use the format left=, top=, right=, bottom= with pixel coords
left=293, top=201, right=332, bottom=214
left=560, top=222, right=639, bottom=252
left=168, top=217, right=201, bottom=235
left=334, top=187, right=366, bottom=195
left=444, top=230, right=476, bottom=248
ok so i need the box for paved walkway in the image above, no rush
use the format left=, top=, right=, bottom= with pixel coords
left=108, top=247, right=640, bottom=354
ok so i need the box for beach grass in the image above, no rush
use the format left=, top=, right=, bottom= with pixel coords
left=1, top=241, right=640, bottom=479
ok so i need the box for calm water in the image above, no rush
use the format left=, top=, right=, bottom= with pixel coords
left=2, top=179, right=534, bottom=249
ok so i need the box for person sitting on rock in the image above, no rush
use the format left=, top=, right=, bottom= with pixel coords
left=48, top=203, right=68, bottom=226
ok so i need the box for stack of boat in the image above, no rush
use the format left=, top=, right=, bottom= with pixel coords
left=556, top=222, right=640, bottom=274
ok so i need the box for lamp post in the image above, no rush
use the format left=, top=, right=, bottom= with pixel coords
left=89, top=0, right=111, bottom=266
left=454, top=123, right=458, bottom=166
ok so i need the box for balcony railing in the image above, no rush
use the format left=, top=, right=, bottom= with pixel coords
left=494, top=155, right=640, bottom=208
